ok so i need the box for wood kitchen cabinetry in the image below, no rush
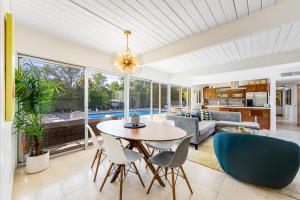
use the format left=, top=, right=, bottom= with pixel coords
left=203, top=88, right=217, bottom=99
left=204, top=87, right=245, bottom=99
left=204, top=83, right=268, bottom=99
left=230, top=90, right=245, bottom=98
left=251, top=109, right=270, bottom=129
left=245, top=84, right=268, bottom=92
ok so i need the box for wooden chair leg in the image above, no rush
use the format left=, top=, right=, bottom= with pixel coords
left=171, top=168, right=176, bottom=200
left=91, top=149, right=99, bottom=168
left=120, top=165, right=124, bottom=200
left=180, top=166, right=193, bottom=194
left=165, top=167, right=168, bottom=180
left=145, top=149, right=155, bottom=170
left=93, top=149, right=103, bottom=182
left=146, top=166, right=161, bottom=194
left=123, top=165, right=126, bottom=177
left=132, top=162, right=145, bottom=187
left=100, top=163, right=114, bottom=192
left=150, top=149, right=155, bottom=156
left=145, top=142, right=151, bottom=154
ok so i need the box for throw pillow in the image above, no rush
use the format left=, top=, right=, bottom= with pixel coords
left=200, top=109, right=211, bottom=121
left=191, top=110, right=201, bottom=121
left=185, top=112, right=192, bottom=117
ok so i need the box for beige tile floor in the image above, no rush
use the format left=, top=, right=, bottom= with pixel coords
left=262, top=117, right=300, bottom=145
left=13, top=119, right=300, bottom=200
left=13, top=149, right=295, bottom=200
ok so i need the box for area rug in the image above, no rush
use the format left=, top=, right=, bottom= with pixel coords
left=187, top=136, right=300, bottom=200
left=187, top=137, right=223, bottom=172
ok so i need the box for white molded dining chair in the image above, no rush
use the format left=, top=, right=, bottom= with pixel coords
left=146, top=120, right=176, bottom=155
left=100, top=134, right=145, bottom=200
left=147, top=135, right=193, bottom=200
left=86, top=125, right=106, bottom=182
left=140, top=115, right=151, bottom=123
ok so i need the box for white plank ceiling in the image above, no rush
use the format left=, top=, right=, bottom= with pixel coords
left=13, top=0, right=297, bottom=75
left=148, top=21, right=300, bottom=74
left=13, top=0, right=280, bottom=54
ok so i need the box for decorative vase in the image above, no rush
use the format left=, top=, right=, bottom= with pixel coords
left=131, top=114, right=140, bottom=126
left=25, top=151, right=49, bottom=174
left=238, top=126, right=246, bottom=133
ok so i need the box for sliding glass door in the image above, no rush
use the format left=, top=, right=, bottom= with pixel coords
left=18, top=55, right=85, bottom=161
left=17, top=54, right=190, bottom=162
left=170, top=86, right=180, bottom=114
left=129, top=78, right=151, bottom=116
left=88, top=71, right=124, bottom=119
left=161, top=84, right=168, bottom=114
left=152, top=82, right=159, bottom=116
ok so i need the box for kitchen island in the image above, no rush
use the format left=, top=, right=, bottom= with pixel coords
left=203, top=105, right=270, bottom=129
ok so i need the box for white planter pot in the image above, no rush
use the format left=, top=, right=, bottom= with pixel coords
left=26, top=151, right=49, bottom=174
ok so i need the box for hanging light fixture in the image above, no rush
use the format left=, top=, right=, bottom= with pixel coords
left=115, top=30, right=140, bottom=73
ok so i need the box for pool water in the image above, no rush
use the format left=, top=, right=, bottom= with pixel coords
left=88, top=109, right=161, bottom=119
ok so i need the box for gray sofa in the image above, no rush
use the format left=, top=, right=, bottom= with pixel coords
left=167, top=110, right=260, bottom=150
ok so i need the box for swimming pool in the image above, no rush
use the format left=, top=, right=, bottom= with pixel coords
left=88, top=109, right=162, bottom=119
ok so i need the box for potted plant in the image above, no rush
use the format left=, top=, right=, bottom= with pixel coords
left=15, top=65, right=60, bottom=173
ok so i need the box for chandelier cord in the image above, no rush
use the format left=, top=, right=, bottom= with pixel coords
left=68, top=0, right=124, bottom=31
left=126, top=34, right=129, bottom=51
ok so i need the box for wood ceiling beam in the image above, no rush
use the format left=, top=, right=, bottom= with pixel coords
left=169, top=49, right=300, bottom=80
left=141, top=0, right=300, bottom=64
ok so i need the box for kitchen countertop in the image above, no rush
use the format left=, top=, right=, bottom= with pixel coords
left=204, top=105, right=270, bottom=109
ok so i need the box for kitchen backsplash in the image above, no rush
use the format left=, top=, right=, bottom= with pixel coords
left=207, top=98, right=245, bottom=106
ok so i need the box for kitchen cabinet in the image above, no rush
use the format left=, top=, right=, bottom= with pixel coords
left=245, top=85, right=256, bottom=92
left=230, top=90, right=245, bottom=98
left=216, top=88, right=230, bottom=98
left=216, top=88, right=245, bottom=98
left=255, top=84, right=268, bottom=91
left=235, top=108, right=252, bottom=122
left=219, top=108, right=230, bottom=112
left=251, top=109, right=270, bottom=129
left=204, top=84, right=268, bottom=99
left=245, top=84, right=268, bottom=92
left=203, top=88, right=217, bottom=99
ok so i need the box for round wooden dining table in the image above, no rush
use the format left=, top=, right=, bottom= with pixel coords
left=97, top=120, right=187, bottom=186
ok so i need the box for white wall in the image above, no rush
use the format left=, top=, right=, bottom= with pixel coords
left=0, top=1, right=16, bottom=200
left=190, top=63, right=300, bottom=85
left=15, top=25, right=170, bottom=83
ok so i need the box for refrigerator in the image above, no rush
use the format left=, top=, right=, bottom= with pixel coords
left=246, top=92, right=268, bottom=107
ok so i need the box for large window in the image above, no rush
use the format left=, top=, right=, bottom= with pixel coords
left=18, top=55, right=85, bottom=159
left=171, top=86, right=180, bottom=107
left=161, top=84, right=168, bottom=113
left=88, top=71, right=124, bottom=119
left=182, top=87, right=191, bottom=112
left=17, top=54, right=190, bottom=161
left=129, top=78, right=151, bottom=116
left=182, top=88, right=188, bottom=107
left=152, top=83, right=159, bottom=115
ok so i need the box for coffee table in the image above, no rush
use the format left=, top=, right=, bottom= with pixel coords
left=219, top=126, right=259, bottom=134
